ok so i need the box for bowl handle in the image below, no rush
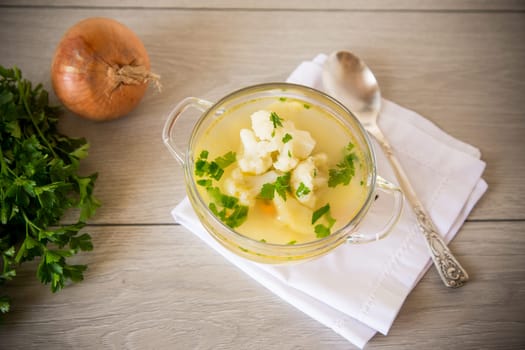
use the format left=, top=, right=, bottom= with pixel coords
left=347, top=176, right=404, bottom=244
left=162, top=97, right=214, bottom=165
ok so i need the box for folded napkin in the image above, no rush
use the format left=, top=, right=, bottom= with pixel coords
left=172, top=54, right=487, bottom=348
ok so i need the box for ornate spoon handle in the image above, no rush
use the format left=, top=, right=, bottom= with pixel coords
left=369, top=125, right=469, bottom=288
left=413, top=205, right=469, bottom=287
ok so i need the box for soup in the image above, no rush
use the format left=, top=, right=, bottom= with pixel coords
left=193, top=96, right=368, bottom=245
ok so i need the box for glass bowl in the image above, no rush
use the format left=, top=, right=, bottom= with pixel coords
left=163, top=83, right=403, bottom=263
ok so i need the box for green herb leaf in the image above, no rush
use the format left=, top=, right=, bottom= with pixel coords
left=312, top=203, right=336, bottom=238
left=270, top=111, right=283, bottom=129
left=282, top=133, right=293, bottom=144
left=259, top=183, right=276, bottom=200
left=275, top=172, right=291, bottom=200
left=328, top=142, right=359, bottom=188
left=199, top=150, right=209, bottom=159
left=312, top=204, right=330, bottom=224
left=296, top=182, right=311, bottom=198
left=206, top=186, right=248, bottom=229
left=314, top=224, right=331, bottom=238
left=0, top=296, right=10, bottom=314
left=197, top=179, right=213, bottom=187
left=195, top=150, right=236, bottom=181
left=214, top=151, right=236, bottom=169
left=259, top=172, right=291, bottom=201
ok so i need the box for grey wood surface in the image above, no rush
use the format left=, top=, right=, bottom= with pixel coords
left=1, top=1, right=524, bottom=349
left=1, top=0, right=525, bottom=10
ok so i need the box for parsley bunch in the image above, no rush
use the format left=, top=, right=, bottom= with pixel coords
left=0, top=66, right=100, bottom=314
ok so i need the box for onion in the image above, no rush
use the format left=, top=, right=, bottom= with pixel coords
left=51, top=17, right=160, bottom=121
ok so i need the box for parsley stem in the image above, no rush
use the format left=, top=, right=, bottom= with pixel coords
left=0, top=148, right=17, bottom=177
left=18, top=81, right=58, bottom=159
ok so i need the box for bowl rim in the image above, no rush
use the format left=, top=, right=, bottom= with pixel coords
left=183, top=82, right=379, bottom=254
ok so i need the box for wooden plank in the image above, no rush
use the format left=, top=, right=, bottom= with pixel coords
left=1, top=0, right=525, bottom=11
left=0, top=8, right=524, bottom=223
left=1, top=222, right=523, bottom=349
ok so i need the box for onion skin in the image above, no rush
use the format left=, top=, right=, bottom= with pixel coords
left=51, top=17, right=157, bottom=121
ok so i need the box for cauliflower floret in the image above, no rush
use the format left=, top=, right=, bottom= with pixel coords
left=223, top=168, right=253, bottom=206
left=291, top=154, right=328, bottom=208
left=311, top=153, right=329, bottom=188
left=273, top=122, right=316, bottom=172
left=273, top=194, right=315, bottom=236
left=250, top=110, right=274, bottom=141
left=237, top=129, right=275, bottom=175
left=273, top=142, right=299, bottom=172
left=224, top=168, right=280, bottom=206
left=288, top=128, right=316, bottom=160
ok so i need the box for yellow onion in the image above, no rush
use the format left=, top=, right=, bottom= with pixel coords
left=51, top=17, right=160, bottom=121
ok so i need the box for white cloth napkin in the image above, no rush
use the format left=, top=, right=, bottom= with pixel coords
left=172, top=54, right=487, bottom=348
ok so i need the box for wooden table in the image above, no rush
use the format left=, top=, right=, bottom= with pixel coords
left=1, top=1, right=524, bottom=349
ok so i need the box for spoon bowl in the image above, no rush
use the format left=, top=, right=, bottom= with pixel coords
left=322, top=50, right=469, bottom=288
left=322, top=51, right=381, bottom=127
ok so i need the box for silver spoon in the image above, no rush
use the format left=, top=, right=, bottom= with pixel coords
left=322, top=51, right=469, bottom=288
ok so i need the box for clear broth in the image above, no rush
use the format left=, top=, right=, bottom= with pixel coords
left=193, top=96, right=369, bottom=244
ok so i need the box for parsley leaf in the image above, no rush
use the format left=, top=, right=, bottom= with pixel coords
left=282, top=133, right=293, bottom=144
left=195, top=150, right=236, bottom=181
left=328, top=142, right=359, bottom=188
left=274, top=172, right=291, bottom=200
left=270, top=111, right=283, bottom=129
left=312, top=203, right=336, bottom=238
left=214, top=151, right=236, bottom=169
left=194, top=150, right=246, bottom=229
left=259, top=183, right=276, bottom=200
left=0, top=66, right=100, bottom=314
left=312, top=204, right=331, bottom=224
left=259, top=172, right=291, bottom=201
left=295, top=182, right=311, bottom=198
left=207, top=186, right=248, bottom=229
left=314, top=225, right=331, bottom=238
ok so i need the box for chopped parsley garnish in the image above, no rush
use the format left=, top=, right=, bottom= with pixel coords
left=194, top=150, right=246, bottom=228
left=328, top=142, right=359, bottom=188
left=312, top=204, right=330, bottom=224
left=195, top=150, right=237, bottom=181
left=197, top=179, right=213, bottom=187
left=303, top=104, right=311, bottom=109
left=259, top=183, right=276, bottom=200
left=214, top=151, right=237, bottom=168
left=279, top=97, right=287, bottom=102
left=258, top=172, right=291, bottom=201
left=287, top=240, right=297, bottom=245
left=295, top=182, right=311, bottom=198
left=207, top=186, right=248, bottom=229
left=282, top=133, right=293, bottom=143
left=270, top=111, right=283, bottom=129
left=312, top=204, right=336, bottom=238
left=207, top=186, right=238, bottom=208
